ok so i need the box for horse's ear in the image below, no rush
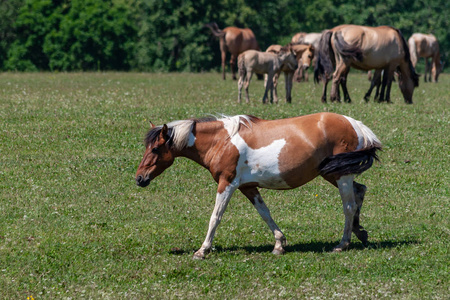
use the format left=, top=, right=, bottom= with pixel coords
left=160, top=124, right=168, bottom=138
left=149, top=121, right=156, bottom=128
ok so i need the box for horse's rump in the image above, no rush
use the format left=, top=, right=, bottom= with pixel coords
left=333, top=31, right=363, bottom=61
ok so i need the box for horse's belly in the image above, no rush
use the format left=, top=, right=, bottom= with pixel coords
left=240, top=169, right=290, bottom=189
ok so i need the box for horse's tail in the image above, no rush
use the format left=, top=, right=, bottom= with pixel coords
left=333, top=31, right=363, bottom=61
left=396, top=30, right=419, bottom=87
left=238, top=53, right=246, bottom=78
left=408, top=35, right=418, bottom=67
left=314, top=30, right=334, bottom=84
left=318, top=116, right=382, bottom=177
left=318, top=147, right=381, bottom=177
left=204, top=22, right=226, bottom=38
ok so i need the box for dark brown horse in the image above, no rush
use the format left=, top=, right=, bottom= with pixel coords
left=205, top=22, right=260, bottom=80
left=315, top=25, right=419, bottom=104
left=136, top=113, right=381, bottom=259
left=408, top=33, right=443, bottom=83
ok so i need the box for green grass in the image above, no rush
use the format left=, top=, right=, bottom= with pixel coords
left=0, top=72, right=448, bottom=299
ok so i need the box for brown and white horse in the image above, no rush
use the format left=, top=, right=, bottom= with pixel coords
left=265, top=44, right=314, bottom=103
left=408, top=33, right=443, bottom=83
left=136, top=113, right=381, bottom=259
left=205, top=22, right=260, bottom=80
left=315, top=25, right=419, bottom=104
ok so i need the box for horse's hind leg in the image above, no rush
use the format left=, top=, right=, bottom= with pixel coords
left=353, top=182, right=368, bottom=246
left=240, top=187, right=286, bottom=255
left=334, top=175, right=357, bottom=252
left=244, top=71, right=253, bottom=103
left=424, top=58, right=430, bottom=82
left=230, top=54, right=238, bottom=80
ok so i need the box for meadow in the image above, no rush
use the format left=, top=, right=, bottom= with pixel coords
left=0, top=71, right=448, bottom=299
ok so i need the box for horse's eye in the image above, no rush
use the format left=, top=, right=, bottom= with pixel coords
left=151, top=147, right=160, bottom=154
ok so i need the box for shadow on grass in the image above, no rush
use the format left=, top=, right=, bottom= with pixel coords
left=169, top=239, right=419, bottom=255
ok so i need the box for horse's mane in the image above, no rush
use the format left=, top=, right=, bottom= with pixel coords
left=144, top=115, right=259, bottom=150
left=394, top=28, right=420, bottom=87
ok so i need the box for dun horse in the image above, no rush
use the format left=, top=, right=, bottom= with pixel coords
left=265, top=44, right=314, bottom=103
left=315, top=25, right=419, bottom=104
left=136, top=113, right=381, bottom=259
left=291, top=32, right=322, bottom=81
left=237, top=46, right=298, bottom=104
left=205, top=22, right=260, bottom=80
left=408, top=33, right=443, bottom=83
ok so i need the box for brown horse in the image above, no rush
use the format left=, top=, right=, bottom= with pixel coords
left=205, top=22, right=260, bottom=80
left=265, top=44, right=314, bottom=103
left=291, top=32, right=322, bottom=81
left=238, top=46, right=298, bottom=104
left=315, top=25, right=419, bottom=104
left=136, top=113, right=381, bottom=259
left=408, top=33, right=443, bottom=82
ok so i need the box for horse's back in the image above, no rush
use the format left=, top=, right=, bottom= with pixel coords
left=243, top=113, right=359, bottom=153
left=237, top=113, right=365, bottom=188
left=410, top=33, right=439, bottom=57
left=333, top=25, right=406, bottom=69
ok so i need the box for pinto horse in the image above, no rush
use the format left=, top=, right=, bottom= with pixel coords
left=205, top=22, right=260, bottom=80
left=136, top=113, right=381, bottom=259
left=314, top=25, right=419, bottom=104
left=408, top=33, right=443, bottom=83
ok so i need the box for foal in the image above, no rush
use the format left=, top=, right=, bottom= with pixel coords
left=237, top=45, right=298, bottom=104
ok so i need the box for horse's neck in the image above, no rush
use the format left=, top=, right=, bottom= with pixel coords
left=177, top=121, right=226, bottom=169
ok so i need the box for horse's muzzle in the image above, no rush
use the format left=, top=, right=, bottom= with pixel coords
left=136, top=175, right=151, bottom=187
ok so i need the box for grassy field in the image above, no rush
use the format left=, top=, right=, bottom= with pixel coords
left=0, top=72, right=448, bottom=299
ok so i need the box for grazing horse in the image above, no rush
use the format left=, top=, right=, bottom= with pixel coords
left=205, top=22, right=260, bottom=80
left=265, top=44, right=314, bottom=103
left=291, top=32, right=322, bottom=81
left=237, top=46, right=298, bottom=104
left=408, top=33, right=443, bottom=83
left=315, top=25, right=419, bottom=104
left=136, top=113, right=382, bottom=259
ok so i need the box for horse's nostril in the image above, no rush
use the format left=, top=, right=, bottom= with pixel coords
left=136, top=175, right=143, bottom=185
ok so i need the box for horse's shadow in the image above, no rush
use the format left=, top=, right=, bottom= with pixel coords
left=169, top=240, right=419, bottom=255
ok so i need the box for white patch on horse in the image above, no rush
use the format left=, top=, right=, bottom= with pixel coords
left=221, top=116, right=289, bottom=189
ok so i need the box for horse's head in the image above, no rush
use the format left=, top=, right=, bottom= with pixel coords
left=136, top=124, right=175, bottom=187
left=300, top=45, right=315, bottom=70
left=398, top=64, right=419, bottom=104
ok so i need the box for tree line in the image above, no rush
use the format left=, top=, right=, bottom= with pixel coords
left=1, top=0, right=448, bottom=72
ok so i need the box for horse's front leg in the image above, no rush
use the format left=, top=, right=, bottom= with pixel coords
left=272, top=72, right=280, bottom=104
left=263, top=72, right=273, bottom=104
left=193, top=182, right=236, bottom=259
left=285, top=72, right=293, bottom=103
left=334, top=175, right=357, bottom=252
left=240, top=187, right=286, bottom=255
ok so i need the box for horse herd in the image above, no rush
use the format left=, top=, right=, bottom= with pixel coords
left=134, top=23, right=442, bottom=260
left=205, top=22, right=443, bottom=105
